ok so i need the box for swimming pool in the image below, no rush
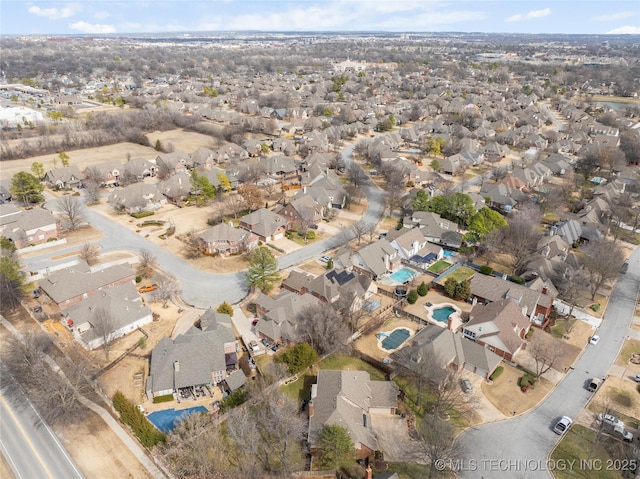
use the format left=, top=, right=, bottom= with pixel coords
left=147, top=406, right=208, bottom=433
left=443, top=251, right=457, bottom=258
left=389, top=268, right=415, bottom=284
left=432, top=306, right=456, bottom=322
left=379, top=328, right=411, bottom=351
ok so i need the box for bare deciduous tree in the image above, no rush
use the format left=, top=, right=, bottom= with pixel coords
left=84, top=180, right=101, bottom=204
left=529, top=332, right=562, bottom=380
left=57, top=196, right=86, bottom=231
left=500, top=204, right=542, bottom=275
left=79, top=243, right=99, bottom=266
left=225, top=192, right=246, bottom=219
left=136, top=248, right=157, bottom=277
left=581, top=238, right=625, bottom=300
left=298, top=303, right=349, bottom=355
left=153, top=273, right=180, bottom=308
left=182, top=228, right=203, bottom=259
left=91, top=306, right=116, bottom=361
left=418, top=414, right=466, bottom=479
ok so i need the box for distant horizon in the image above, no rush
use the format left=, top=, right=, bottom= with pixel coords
left=1, top=1, right=639, bottom=36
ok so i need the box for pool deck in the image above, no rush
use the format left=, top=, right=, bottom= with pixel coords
left=424, top=302, right=463, bottom=329
left=354, top=318, right=424, bottom=362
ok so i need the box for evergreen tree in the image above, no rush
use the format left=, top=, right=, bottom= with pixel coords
left=246, top=247, right=281, bottom=293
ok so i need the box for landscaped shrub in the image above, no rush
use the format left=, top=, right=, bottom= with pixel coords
left=152, top=394, right=174, bottom=404
left=590, top=303, right=601, bottom=312
left=489, top=366, right=504, bottom=381
left=326, top=259, right=334, bottom=270
left=266, top=243, right=285, bottom=253
left=519, top=375, right=535, bottom=389
left=509, top=275, right=525, bottom=285
left=276, top=342, right=317, bottom=375
left=306, top=231, right=316, bottom=240
left=407, top=289, right=419, bottom=304
left=131, top=210, right=154, bottom=219
left=220, top=388, right=249, bottom=413
left=216, top=301, right=234, bottom=317
left=112, top=391, right=166, bottom=447
left=135, top=275, right=142, bottom=283
left=479, top=265, right=493, bottom=275
left=417, top=281, right=429, bottom=296
left=525, top=328, right=534, bottom=339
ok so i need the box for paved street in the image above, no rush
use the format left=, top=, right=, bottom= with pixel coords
left=0, top=364, right=85, bottom=479
left=456, top=246, right=640, bottom=479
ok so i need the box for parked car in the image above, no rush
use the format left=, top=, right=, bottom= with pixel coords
left=460, top=378, right=473, bottom=393
left=635, top=373, right=640, bottom=383
left=611, top=426, right=634, bottom=443
left=33, top=306, right=42, bottom=314
left=252, top=318, right=260, bottom=326
left=588, top=377, right=603, bottom=392
left=589, top=335, right=600, bottom=345
left=319, top=255, right=330, bottom=263
left=553, top=416, right=573, bottom=435
left=138, top=283, right=158, bottom=293
left=597, top=413, right=623, bottom=428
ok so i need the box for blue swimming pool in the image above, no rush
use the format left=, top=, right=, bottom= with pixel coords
left=443, top=251, right=458, bottom=258
left=389, top=268, right=415, bottom=284
left=380, top=328, right=411, bottom=351
left=147, top=406, right=208, bottom=433
left=432, top=306, right=456, bottom=322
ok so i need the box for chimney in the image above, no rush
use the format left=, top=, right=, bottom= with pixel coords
left=173, top=361, right=180, bottom=372
left=308, top=400, right=314, bottom=418
left=366, top=465, right=372, bottom=479
left=447, top=315, right=453, bottom=331
left=542, top=284, right=548, bottom=295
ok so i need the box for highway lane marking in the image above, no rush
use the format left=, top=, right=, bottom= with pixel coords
left=0, top=436, right=25, bottom=479
left=0, top=392, right=55, bottom=479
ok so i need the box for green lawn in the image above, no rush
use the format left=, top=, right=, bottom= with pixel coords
left=439, top=266, right=476, bottom=284
left=550, top=425, right=627, bottom=479
left=427, top=260, right=452, bottom=274
left=550, top=318, right=577, bottom=339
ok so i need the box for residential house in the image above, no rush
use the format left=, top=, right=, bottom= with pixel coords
left=350, top=239, right=400, bottom=280
left=0, top=204, right=60, bottom=249
left=239, top=208, right=290, bottom=243
left=155, top=151, right=192, bottom=174
left=146, top=308, right=237, bottom=399
left=281, top=270, right=314, bottom=295
left=469, top=273, right=555, bottom=327
left=391, top=323, right=502, bottom=380
left=0, top=178, right=12, bottom=202
left=386, top=227, right=429, bottom=260
left=160, top=172, right=192, bottom=204
left=85, top=161, right=122, bottom=187
left=198, top=223, right=258, bottom=256
left=44, top=166, right=83, bottom=189
left=462, top=299, right=531, bottom=361
left=39, top=262, right=136, bottom=310
left=276, top=194, right=324, bottom=231
left=479, top=182, right=528, bottom=211
left=254, top=291, right=321, bottom=344
left=189, top=148, right=216, bottom=169
left=306, top=268, right=377, bottom=314
left=108, top=183, right=165, bottom=213
left=403, top=211, right=460, bottom=247
left=308, top=370, right=399, bottom=460
left=62, top=282, right=152, bottom=350
left=123, top=158, right=158, bottom=179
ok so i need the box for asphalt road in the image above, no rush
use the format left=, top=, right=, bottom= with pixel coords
left=456, top=246, right=640, bottom=479
left=0, top=365, right=84, bottom=479
left=23, top=142, right=385, bottom=309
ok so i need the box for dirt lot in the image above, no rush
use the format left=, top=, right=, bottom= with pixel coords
left=481, top=363, right=553, bottom=416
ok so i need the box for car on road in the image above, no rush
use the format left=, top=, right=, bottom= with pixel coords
left=138, top=283, right=158, bottom=293
left=460, top=378, right=473, bottom=393
left=553, top=416, right=573, bottom=435
left=319, top=255, right=331, bottom=263
left=589, top=335, right=600, bottom=345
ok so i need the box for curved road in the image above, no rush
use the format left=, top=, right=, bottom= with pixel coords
left=456, top=246, right=640, bottom=479
left=22, top=143, right=385, bottom=309
left=0, top=365, right=84, bottom=479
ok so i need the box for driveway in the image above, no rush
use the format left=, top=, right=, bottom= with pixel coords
left=455, top=245, right=640, bottom=478
left=371, top=415, right=425, bottom=463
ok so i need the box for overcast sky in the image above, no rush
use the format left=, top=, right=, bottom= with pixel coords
left=2, top=1, right=639, bottom=36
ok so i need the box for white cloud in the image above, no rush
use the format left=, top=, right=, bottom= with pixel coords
left=69, top=21, right=116, bottom=33
left=507, top=8, right=551, bottom=22
left=28, top=4, right=80, bottom=20
left=607, top=25, right=640, bottom=34
left=593, top=11, right=636, bottom=22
